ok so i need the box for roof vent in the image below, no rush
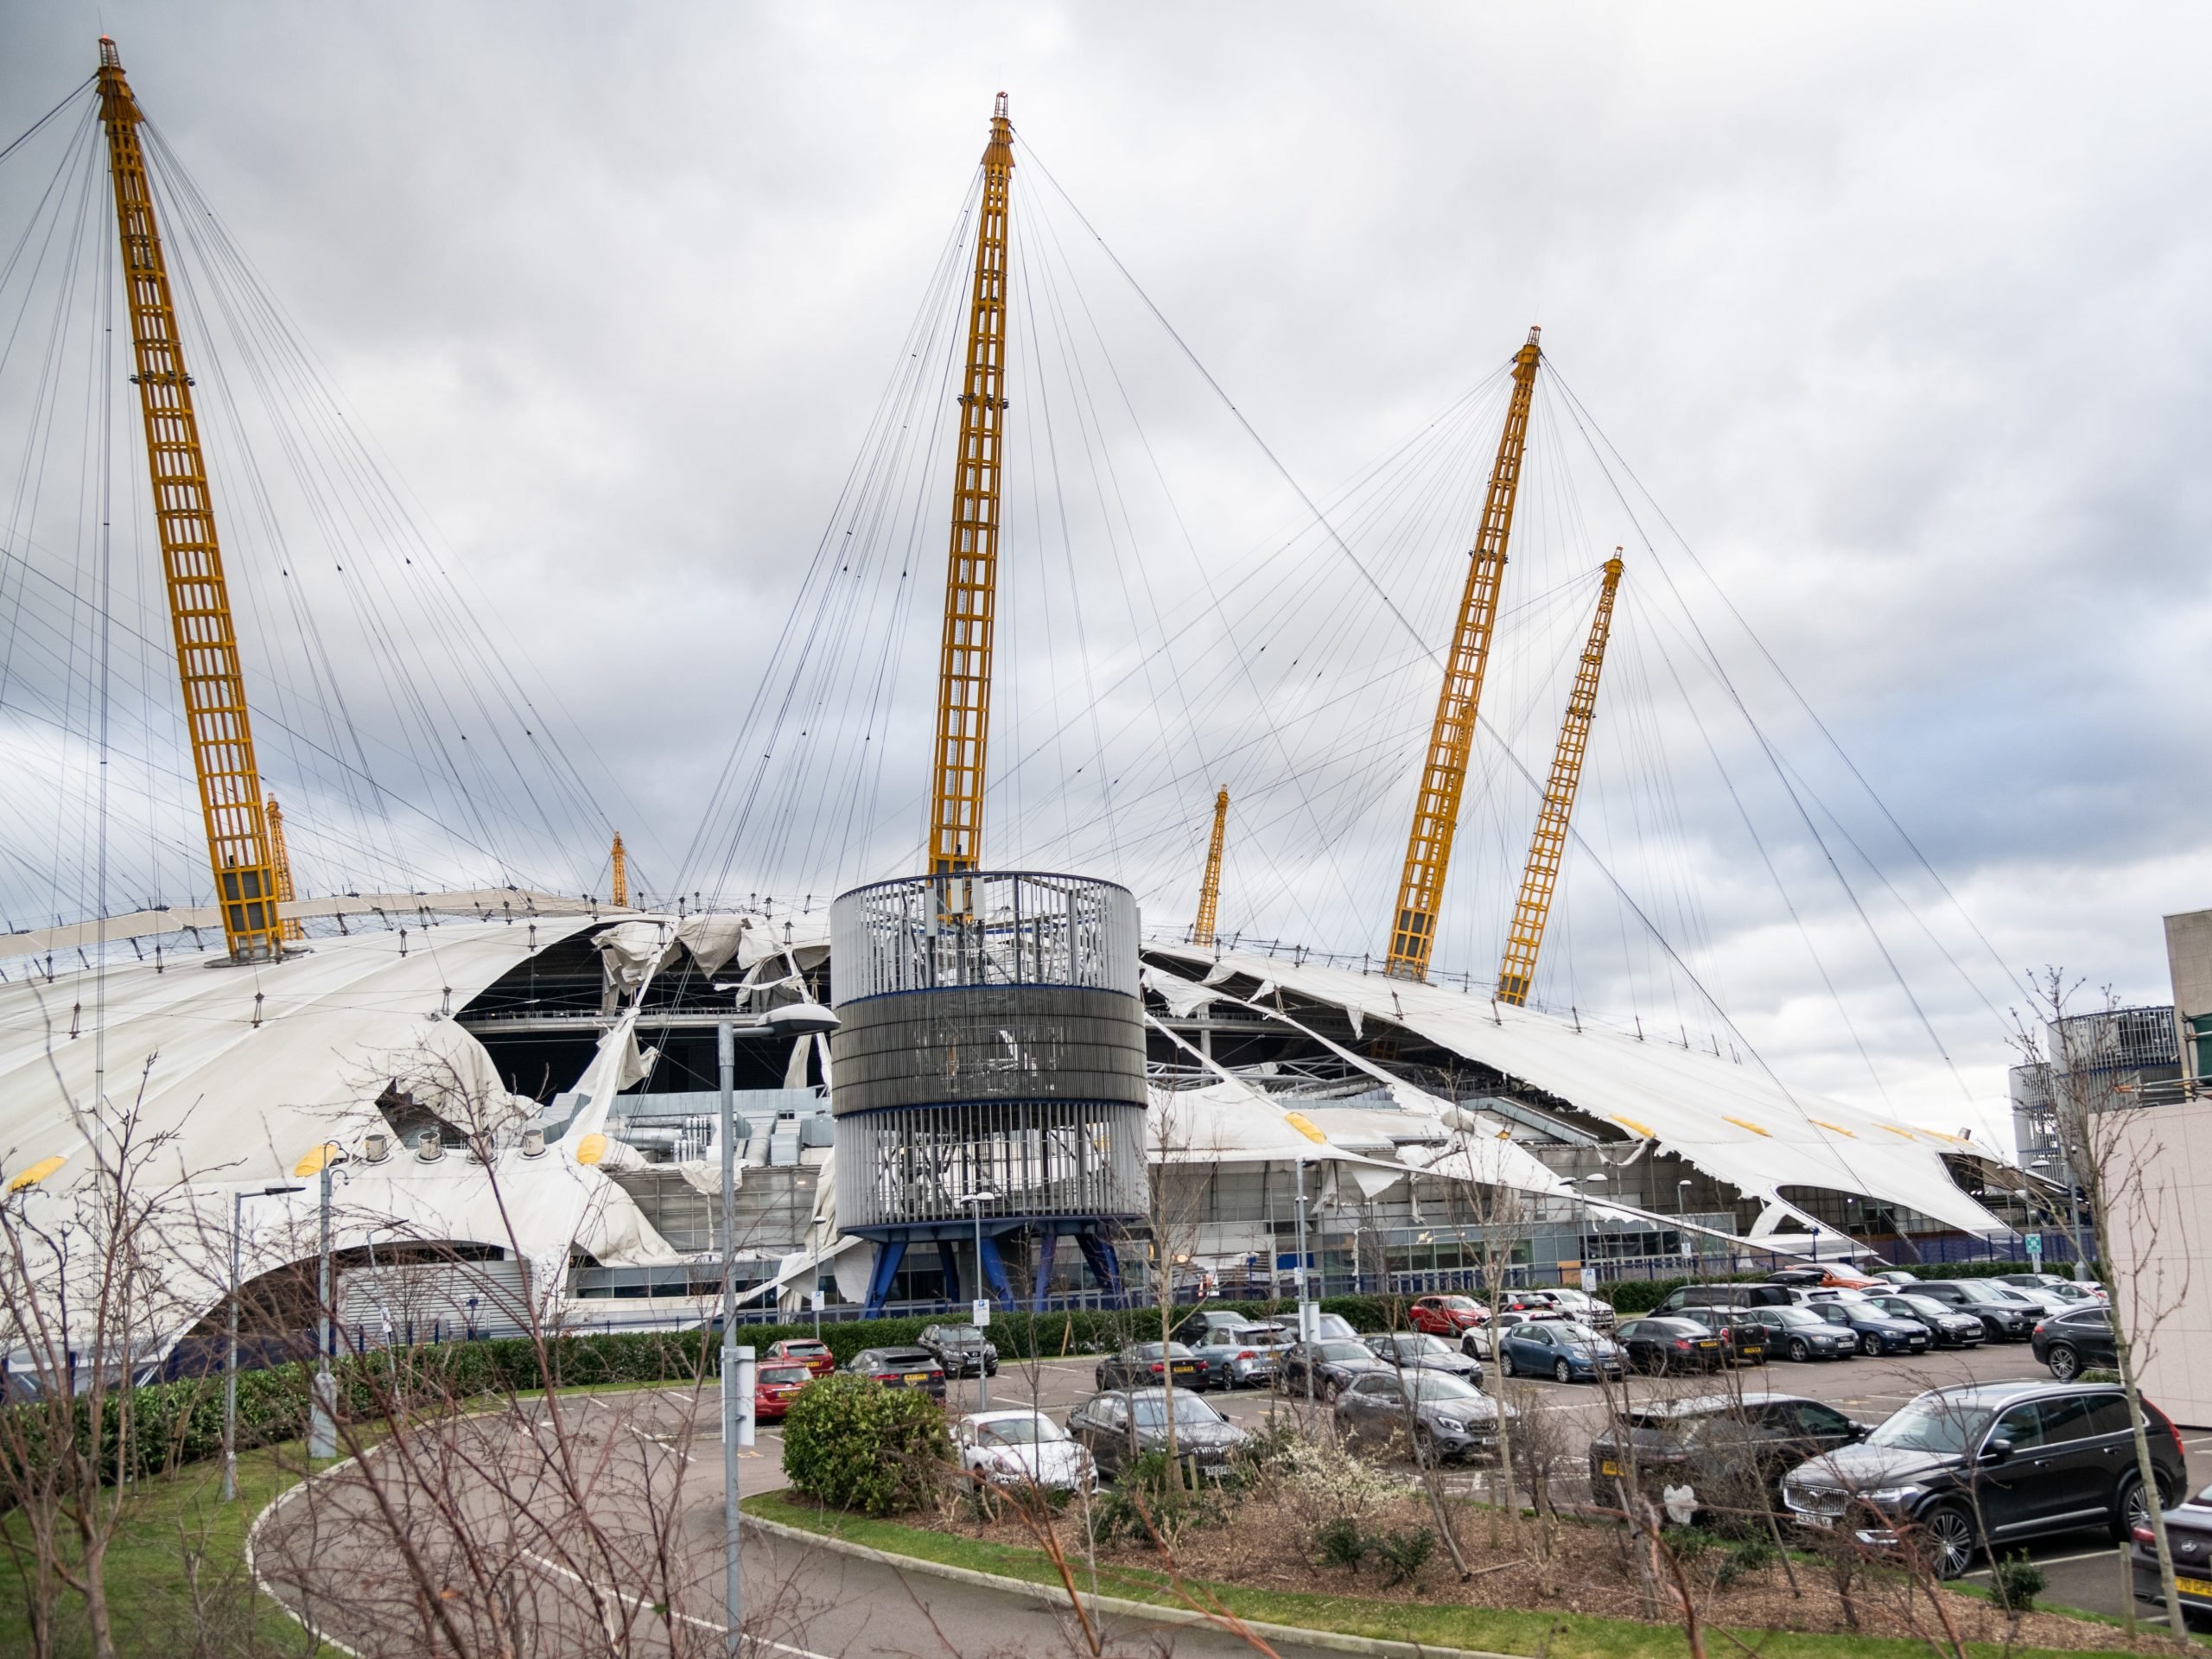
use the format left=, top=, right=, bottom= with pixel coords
left=415, top=1128, right=443, bottom=1163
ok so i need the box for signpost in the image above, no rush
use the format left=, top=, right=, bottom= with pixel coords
left=2026, top=1233, right=2043, bottom=1269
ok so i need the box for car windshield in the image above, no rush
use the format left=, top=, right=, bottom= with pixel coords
left=976, top=1416, right=1066, bottom=1446
left=1899, top=1296, right=1953, bottom=1319
left=1439, top=1297, right=1480, bottom=1311
left=1132, top=1395, right=1227, bottom=1427
left=1405, top=1372, right=1482, bottom=1402
left=877, top=1351, right=933, bottom=1366
left=1316, top=1341, right=1370, bottom=1362
left=1230, top=1325, right=1282, bottom=1344
left=938, top=1327, right=985, bottom=1344
left=782, top=1341, right=829, bottom=1356
left=760, top=1367, right=810, bottom=1386
left=1768, top=1306, right=1827, bottom=1327
left=1948, top=1281, right=2007, bottom=1304
left=1553, top=1322, right=1606, bottom=1344
left=1865, top=1396, right=1986, bottom=1456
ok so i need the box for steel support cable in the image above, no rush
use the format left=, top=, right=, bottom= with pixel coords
left=683, top=174, right=981, bottom=897
left=142, top=124, right=628, bottom=887
left=1545, top=361, right=2019, bottom=1009
left=1005, top=152, right=1899, bottom=1146
left=1546, top=366, right=1987, bottom=1105
left=0, top=76, right=96, bottom=173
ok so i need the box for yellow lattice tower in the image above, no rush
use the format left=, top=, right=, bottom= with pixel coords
left=1192, top=787, right=1229, bottom=947
left=927, top=95, right=1014, bottom=878
left=98, top=39, right=284, bottom=963
left=611, top=831, right=628, bottom=907
left=265, top=797, right=304, bottom=942
left=1384, top=327, right=1542, bottom=980
left=1496, top=554, right=1624, bottom=1006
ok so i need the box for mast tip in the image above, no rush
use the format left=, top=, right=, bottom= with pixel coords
left=98, top=36, right=121, bottom=68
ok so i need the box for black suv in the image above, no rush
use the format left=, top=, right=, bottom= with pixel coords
left=917, top=1322, right=999, bottom=1377
left=2032, top=1305, right=2117, bottom=1380
left=1908, top=1279, right=2037, bottom=1343
left=1782, top=1380, right=2185, bottom=1578
left=1659, top=1283, right=1797, bottom=1316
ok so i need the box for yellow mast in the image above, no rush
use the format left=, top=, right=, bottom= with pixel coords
left=1384, top=327, right=1542, bottom=980
left=610, top=831, right=628, bottom=907
left=927, top=94, right=1014, bottom=878
left=1496, top=553, right=1624, bottom=1006
left=1192, top=787, right=1229, bottom=947
left=97, top=39, right=284, bottom=963
left=265, top=797, right=304, bottom=942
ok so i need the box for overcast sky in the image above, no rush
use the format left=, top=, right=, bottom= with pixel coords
left=3, top=3, right=2208, bottom=1140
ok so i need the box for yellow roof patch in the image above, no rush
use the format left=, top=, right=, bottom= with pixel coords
left=292, top=1142, right=340, bottom=1179
left=1875, top=1123, right=1920, bottom=1141
left=1282, top=1113, right=1328, bottom=1146
left=1722, top=1116, right=1772, bottom=1138
left=1809, top=1118, right=1857, bottom=1138
left=1608, top=1114, right=1656, bottom=1140
left=7, top=1154, right=67, bottom=1192
left=575, top=1132, right=610, bottom=1166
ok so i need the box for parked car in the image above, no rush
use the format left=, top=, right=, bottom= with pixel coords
left=1276, top=1338, right=1387, bottom=1400
left=1590, top=1391, right=1868, bottom=1514
left=1991, top=1283, right=2076, bottom=1319
left=845, top=1346, right=947, bottom=1397
left=1457, top=1308, right=1566, bottom=1361
left=918, top=1322, right=999, bottom=1378
left=1187, top=1323, right=1288, bottom=1389
left=1732, top=1304, right=1858, bottom=1363
left=2000, top=1272, right=2104, bottom=1304
left=1171, top=1307, right=1251, bottom=1349
left=1544, top=1287, right=1618, bottom=1332
left=2131, top=1479, right=2212, bottom=1625
left=1671, top=1308, right=1770, bottom=1367
left=1866, top=1292, right=1986, bottom=1349
left=1407, top=1294, right=1490, bottom=1338
left=1065, top=1388, right=1250, bottom=1481
left=1816, top=1299, right=1935, bottom=1357
left=1096, top=1342, right=1206, bottom=1391
left=955, top=1409, right=1095, bottom=1491
left=1495, top=1290, right=1564, bottom=1316
left=1497, top=1318, right=1626, bottom=1382
left=1363, top=1330, right=1484, bottom=1384
left=1615, top=1316, right=1728, bottom=1374
left=2032, top=1305, right=2118, bottom=1380
left=765, top=1337, right=836, bottom=1376
left=1659, top=1282, right=1796, bottom=1317
left=1872, top=1269, right=1921, bottom=1287
left=1910, top=1279, right=2039, bottom=1343
left=1310, top=1311, right=1359, bottom=1341
left=1336, top=1368, right=1516, bottom=1464
left=753, top=1360, right=817, bottom=1422
left=1783, top=1380, right=2186, bottom=1578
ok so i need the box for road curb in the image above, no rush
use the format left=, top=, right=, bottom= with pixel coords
left=745, top=1508, right=1530, bottom=1659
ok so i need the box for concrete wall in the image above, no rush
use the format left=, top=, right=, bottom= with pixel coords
left=2107, top=1095, right=2212, bottom=1427
left=2167, top=910, right=2212, bottom=1090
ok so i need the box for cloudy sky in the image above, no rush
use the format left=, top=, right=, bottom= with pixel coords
left=3, top=3, right=2207, bottom=1139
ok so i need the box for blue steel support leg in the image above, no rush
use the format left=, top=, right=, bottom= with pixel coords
left=862, top=1238, right=907, bottom=1318
left=980, top=1233, right=1014, bottom=1306
left=1032, top=1230, right=1059, bottom=1312
left=937, top=1238, right=963, bottom=1307
left=1075, top=1232, right=1127, bottom=1305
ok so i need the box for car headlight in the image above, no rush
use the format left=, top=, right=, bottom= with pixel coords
left=1859, top=1485, right=1925, bottom=1509
left=1435, top=1416, right=1466, bottom=1433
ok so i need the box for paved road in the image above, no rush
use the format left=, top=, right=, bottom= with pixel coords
left=254, top=1337, right=2211, bottom=1652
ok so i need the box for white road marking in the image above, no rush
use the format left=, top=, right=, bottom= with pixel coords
left=518, top=1546, right=840, bottom=1658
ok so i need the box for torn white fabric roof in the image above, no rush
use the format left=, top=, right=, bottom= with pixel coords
left=1147, top=943, right=2007, bottom=1236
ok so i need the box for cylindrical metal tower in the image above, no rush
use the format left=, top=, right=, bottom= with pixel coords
left=830, top=871, right=1146, bottom=1308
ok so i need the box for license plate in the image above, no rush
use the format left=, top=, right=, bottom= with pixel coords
left=2177, top=1576, right=2212, bottom=1599
left=1600, top=1459, right=1621, bottom=1477
left=1802, top=1513, right=1834, bottom=1530
left=1172, top=1363, right=1195, bottom=1375
left=1698, top=1340, right=1719, bottom=1350
left=904, top=1373, right=928, bottom=1383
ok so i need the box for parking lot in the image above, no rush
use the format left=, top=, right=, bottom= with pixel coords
left=747, top=1332, right=2212, bottom=1627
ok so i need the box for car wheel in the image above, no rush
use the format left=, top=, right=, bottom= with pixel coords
left=1500, top=1351, right=1516, bottom=1378
left=2113, top=1471, right=2172, bottom=1541
left=1789, top=1338, right=1810, bottom=1363
left=1324, top=1377, right=1342, bottom=1402
left=1096, top=1370, right=1108, bottom=1389
left=1859, top=1333, right=1881, bottom=1357
left=1554, top=1358, right=1573, bottom=1384
left=2048, top=1344, right=2080, bottom=1381
left=1923, top=1503, right=1979, bottom=1580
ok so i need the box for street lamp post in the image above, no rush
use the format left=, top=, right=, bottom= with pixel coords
left=309, top=1150, right=350, bottom=1461
left=957, top=1190, right=1001, bottom=1412
left=225, top=1183, right=302, bottom=1502
left=1294, top=1159, right=1314, bottom=1408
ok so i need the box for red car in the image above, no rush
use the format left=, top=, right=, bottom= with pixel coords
left=1408, top=1295, right=1489, bottom=1337
left=753, top=1361, right=816, bottom=1421
left=766, top=1338, right=836, bottom=1377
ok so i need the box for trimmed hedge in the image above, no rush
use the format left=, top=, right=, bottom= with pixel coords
left=779, top=1374, right=950, bottom=1516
